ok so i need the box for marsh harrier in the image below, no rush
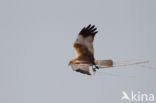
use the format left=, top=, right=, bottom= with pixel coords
left=69, top=24, right=113, bottom=75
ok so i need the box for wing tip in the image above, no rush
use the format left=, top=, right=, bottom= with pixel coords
left=75, top=69, right=91, bottom=75
left=79, top=24, right=98, bottom=37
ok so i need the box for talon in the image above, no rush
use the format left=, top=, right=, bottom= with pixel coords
left=95, top=65, right=99, bottom=69
left=93, top=68, right=96, bottom=72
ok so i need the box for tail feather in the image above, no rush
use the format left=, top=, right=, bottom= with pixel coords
left=95, top=60, right=113, bottom=67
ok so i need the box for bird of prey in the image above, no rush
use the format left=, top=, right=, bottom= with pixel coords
left=69, top=24, right=113, bottom=75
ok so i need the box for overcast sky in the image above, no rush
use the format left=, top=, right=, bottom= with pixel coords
left=0, top=0, right=156, bottom=103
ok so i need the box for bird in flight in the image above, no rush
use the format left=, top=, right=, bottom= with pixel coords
left=69, top=24, right=113, bottom=75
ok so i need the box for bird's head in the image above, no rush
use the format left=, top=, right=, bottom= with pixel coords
left=68, top=60, right=74, bottom=66
left=68, top=59, right=78, bottom=66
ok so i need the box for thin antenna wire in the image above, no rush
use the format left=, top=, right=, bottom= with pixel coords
left=135, top=64, right=156, bottom=70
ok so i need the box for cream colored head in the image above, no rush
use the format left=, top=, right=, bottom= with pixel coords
left=68, top=59, right=76, bottom=66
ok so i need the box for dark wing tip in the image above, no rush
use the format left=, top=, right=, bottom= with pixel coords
left=79, top=24, right=98, bottom=37
left=75, top=69, right=91, bottom=75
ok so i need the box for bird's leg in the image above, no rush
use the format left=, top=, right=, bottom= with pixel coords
left=95, top=65, right=99, bottom=69
left=92, top=65, right=100, bottom=72
left=92, top=65, right=96, bottom=72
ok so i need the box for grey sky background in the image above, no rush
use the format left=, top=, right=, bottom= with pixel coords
left=0, top=0, right=156, bottom=103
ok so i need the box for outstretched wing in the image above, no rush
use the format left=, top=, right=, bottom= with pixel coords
left=74, top=24, right=98, bottom=58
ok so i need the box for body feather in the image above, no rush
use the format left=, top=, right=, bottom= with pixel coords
left=69, top=24, right=98, bottom=75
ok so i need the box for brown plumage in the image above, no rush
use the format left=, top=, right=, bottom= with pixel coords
left=69, top=24, right=98, bottom=75
left=69, top=24, right=113, bottom=75
left=73, top=43, right=95, bottom=65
